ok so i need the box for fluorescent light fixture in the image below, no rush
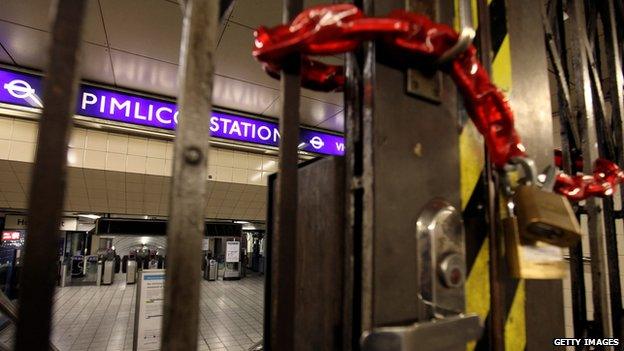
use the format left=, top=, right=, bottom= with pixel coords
left=234, top=220, right=250, bottom=224
left=78, top=214, right=101, bottom=220
left=242, top=225, right=256, bottom=230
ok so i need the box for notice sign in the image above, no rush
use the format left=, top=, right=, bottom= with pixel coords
left=133, top=270, right=165, bottom=351
left=226, top=241, right=240, bottom=263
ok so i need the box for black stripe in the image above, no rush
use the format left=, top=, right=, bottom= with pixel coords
left=473, top=0, right=508, bottom=58
left=463, top=171, right=488, bottom=274
left=474, top=313, right=491, bottom=351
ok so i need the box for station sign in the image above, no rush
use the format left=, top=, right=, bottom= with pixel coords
left=0, top=67, right=345, bottom=156
left=4, top=214, right=78, bottom=231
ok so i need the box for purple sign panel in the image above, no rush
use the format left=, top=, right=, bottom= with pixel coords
left=0, top=67, right=345, bottom=156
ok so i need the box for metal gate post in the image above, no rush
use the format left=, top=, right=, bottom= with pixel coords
left=267, top=0, right=303, bottom=350
left=597, top=0, right=624, bottom=340
left=161, top=1, right=218, bottom=350
left=345, top=0, right=375, bottom=343
left=15, top=0, right=86, bottom=350
left=566, top=0, right=613, bottom=340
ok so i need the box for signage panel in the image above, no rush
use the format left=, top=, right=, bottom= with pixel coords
left=133, top=269, right=165, bottom=351
left=0, top=67, right=345, bottom=156
left=4, top=215, right=77, bottom=231
left=226, top=241, right=240, bottom=263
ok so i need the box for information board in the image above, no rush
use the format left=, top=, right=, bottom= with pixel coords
left=133, top=269, right=165, bottom=351
left=226, top=241, right=240, bottom=263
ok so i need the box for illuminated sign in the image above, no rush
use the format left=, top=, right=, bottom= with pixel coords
left=0, top=68, right=345, bottom=156
left=2, top=231, right=21, bottom=241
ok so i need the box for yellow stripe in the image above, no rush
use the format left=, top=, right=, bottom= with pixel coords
left=458, top=1, right=489, bottom=350
left=458, top=1, right=525, bottom=350
left=460, top=122, right=485, bottom=209
left=492, top=35, right=512, bottom=92
left=465, top=241, right=490, bottom=351
left=505, top=280, right=526, bottom=351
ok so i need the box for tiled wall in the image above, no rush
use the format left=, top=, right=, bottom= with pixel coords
left=0, top=115, right=278, bottom=186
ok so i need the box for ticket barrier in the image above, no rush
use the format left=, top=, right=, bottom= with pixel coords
left=204, top=259, right=217, bottom=281
left=126, top=260, right=137, bottom=284
left=100, top=260, right=114, bottom=285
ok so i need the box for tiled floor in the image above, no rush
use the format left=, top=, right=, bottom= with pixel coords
left=0, top=273, right=264, bottom=351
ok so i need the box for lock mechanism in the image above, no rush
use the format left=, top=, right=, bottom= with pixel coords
left=503, top=157, right=582, bottom=279
left=513, top=185, right=581, bottom=247
left=361, top=199, right=482, bottom=351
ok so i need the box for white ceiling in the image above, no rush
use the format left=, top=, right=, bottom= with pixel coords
left=0, top=0, right=345, bottom=132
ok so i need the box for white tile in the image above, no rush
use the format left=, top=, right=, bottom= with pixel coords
left=69, top=128, right=87, bottom=148
left=83, top=150, right=107, bottom=169
left=0, top=118, right=13, bottom=139
left=0, top=139, right=10, bottom=159
left=216, top=149, right=234, bottom=167
left=9, top=141, right=35, bottom=162
left=262, top=157, right=277, bottom=172
left=11, top=120, right=38, bottom=142
left=165, top=142, right=174, bottom=159
left=246, top=155, right=263, bottom=171
left=232, top=152, right=247, bottom=169
left=107, top=134, right=129, bottom=154
left=248, top=170, right=263, bottom=185
left=146, top=157, right=166, bottom=175
left=67, top=148, right=84, bottom=167
left=126, top=155, right=147, bottom=174
left=127, top=136, right=148, bottom=156
left=164, top=159, right=173, bottom=176
left=215, top=166, right=233, bottom=182
left=106, top=153, right=127, bottom=172
left=232, top=168, right=247, bottom=184
left=147, top=139, right=167, bottom=158
left=85, top=130, right=109, bottom=151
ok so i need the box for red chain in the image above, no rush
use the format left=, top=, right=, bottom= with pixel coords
left=252, top=4, right=623, bottom=201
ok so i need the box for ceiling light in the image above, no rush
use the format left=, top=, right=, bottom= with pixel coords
left=78, top=214, right=101, bottom=220
left=234, top=220, right=250, bottom=224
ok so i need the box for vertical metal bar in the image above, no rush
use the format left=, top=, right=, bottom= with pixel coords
left=345, top=0, right=374, bottom=342
left=161, top=1, right=218, bottom=350
left=15, top=1, right=86, bottom=350
left=566, top=0, right=612, bottom=340
left=551, top=0, right=589, bottom=344
left=476, top=1, right=504, bottom=350
left=270, top=0, right=302, bottom=349
left=598, top=0, right=624, bottom=340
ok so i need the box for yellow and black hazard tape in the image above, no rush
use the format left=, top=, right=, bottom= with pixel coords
left=456, top=0, right=526, bottom=350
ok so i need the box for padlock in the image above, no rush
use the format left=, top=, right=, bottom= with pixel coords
left=513, top=185, right=581, bottom=247
left=505, top=157, right=582, bottom=247
left=504, top=211, right=568, bottom=279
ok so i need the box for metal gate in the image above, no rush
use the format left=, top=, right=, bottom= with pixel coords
left=6, top=0, right=624, bottom=351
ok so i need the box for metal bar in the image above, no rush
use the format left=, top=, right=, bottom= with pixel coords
left=15, top=1, right=86, bottom=350
left=345, top=0, right=375, bottom=344
left=270, top=0, right=302, bottom=349
left=476, top=0, right=504, bottom=350
left=566, top=0, right=612, bottom=340
left=161, top=1, right=218, bottom=350
left=582, top=36, right=616, bottom=160
left=550, top=0, right=589, bottom=344
left=598, top=0, right=624, bottom=341
left=542, top=4, right=581, bottom=149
